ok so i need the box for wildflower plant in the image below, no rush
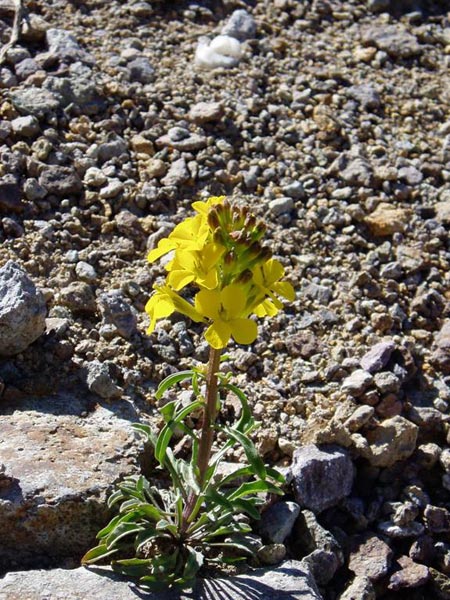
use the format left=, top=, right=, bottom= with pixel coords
left=82, top=197, right=295, bottom=590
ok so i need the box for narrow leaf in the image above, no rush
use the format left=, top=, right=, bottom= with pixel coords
left=81, top=544, right=118, bottom=564
left=155, top=371, right=194, bottom=399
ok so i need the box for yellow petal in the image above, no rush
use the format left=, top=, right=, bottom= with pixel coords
left=263, top=258, right=285, bottom=284
left=253, top=299, right=279, bottom=318
left=205, top=321, right=231, bottom=349
left=221, top=284, right=246, bottom=318
left=195, top=289, right=220, bottom=320
left=273, top=281, right=295, bottom=302
left=192, top=196, right=225, bottom=216
left=147, top=238, right=176, bottom=263
left=167, top=270, right=194, bottom=291
left=145, top=294, right=175, bottom=333
left=197, top=268, right=218, bottom=290
left=230, top=318, right=258, bottom=345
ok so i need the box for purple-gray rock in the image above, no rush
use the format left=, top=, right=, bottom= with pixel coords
left=46, top=28, right=95, bottom=64
left=0, top=560, right=323, bottom=600
left=292, top=445, right=354, bottom=512
left=348, top=533, right=393, bottom=581
left=360, top=341, right=395, bottom=373
left=98, top=291, right=137, bottom=340
left=86, top=360, right=123, bottom=399
left=38, top=166, right=82, bottom=196
left=0, top=261, right=46, bottom=357
left=127, top=56, right=155, bottom=84
left=10, top=87, right=62, bottom=118
left=342, top=369, right=373, bottom=396
left=258, top=501, right=300, bottom=544
left=362, top=25, right=422, bottom=59
left=339, top=576, right=375, bottom=600
left=221, top=9, right=256, bottom=41
left=388, top=555, right=429, bottom=591
left=347, top=84, right=381, bottom=110
left=302, top=549, right=340, bottom=585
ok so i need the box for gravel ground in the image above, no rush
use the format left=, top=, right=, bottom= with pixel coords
left=1, top=0, right=450, bottom=597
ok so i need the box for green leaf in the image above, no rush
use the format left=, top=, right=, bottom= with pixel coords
left=81, top=544, right=118, bottom=564
left=107, top=489, right=125, bottom=509
left=155, top=371, right=195, bottom=399
left=160, top=399, right=177, bottom=422
left=139, top=575, right=170, bottom=592
left=231, top=498, right=261, bottom=521
left=182, top=546, right=204, bottom=581
left=106, top=522, right=145, bottom=549
left=228, top=480, right=281, bottom=501
left=112, top=558, right=152, bottom=577
left=96, top=514, right=123, bottom=539
left=131, top=423, right=157, bottom=447
left=219, top=426, right=266, bottom=480
left=155, top=400, right=204, bottom=465
left=223, top=383, right=253, bottom=432
left=207, top=541, right=254, bottom=556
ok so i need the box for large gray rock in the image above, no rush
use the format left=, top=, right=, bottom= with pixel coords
left=0, top=561, right=323, bottom=600
left=0, top=261, right=46, bottom=356
left=0, top=393, right=140, bottom=572
left=221, top=9, right=256, bottom=41
left=291, top=445, right=354, bottom=513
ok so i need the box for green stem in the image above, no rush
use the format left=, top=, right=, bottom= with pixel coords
left=180, top=346, right=221, bottom=534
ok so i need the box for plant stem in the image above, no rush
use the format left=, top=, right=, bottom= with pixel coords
left=197, top=346, right=222, bottom=486
left=180, top=346, right=221, bottom=533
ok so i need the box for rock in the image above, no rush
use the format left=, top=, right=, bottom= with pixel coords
left=269, top=197, right=294, bottom=217
left=339, top=576, right=375, bottom=600
left=46, top=28, right=94, bottom=64
left=75, top=261, right=97, bottom=284
left=0, top=180, right=25, bottom=213
left=430, top=568, right=450, bottom=600
left=83, top=167, right=107, bottom=187
left=302, top=281, right=332, bottom=304
left=156, top=133, right=207, bottom=153
left=97, top=136, right=128, bottom=163
left=0, top=560, right=323, bottom=600
left=365, top=204, right=411, bottom=236
left=378, top=520, right=425, bottom=538
left=98, top=291, right=137, bottom=340
left=362, top=25, right=422, bottom=59
left=39, top=166, right=82, bottom=196
left=258, top=501, right=300, bottom=544
left=373, top=372, right=401, bottom=394
left=363, top=416, right=418, bottom=467
left=302, top=549, right=339, bottom=585
left=342, top=369, right=373, bottom=397
left=188, top=101, right=224, bottom=124
left=86, top=361, right=123, bottom=399
left=347, top=84, right=381, bottom=110
left=257, top=543, right=287, bottom=565
left=161, top=157, right=191, bottom=186
left=388, top=555, right=429, bottom=590
left=127, top=57, right=155, bottom=84
left=0, top=394, right=139, bottom=571
left=99, top=179, right=124, bottom=199
left=360, top=341, right=396, bottom=373
left=424, top=505, right=450, bottom=533
left=435, top=202, right=450, bottom=225
left=295, top=509, right=343, bottom=565
left=14, top=57, right=40, bottom=80
left=10, top=87, right=61, bottom=118
left=10, top=115, right=40, bottom=137
left=344, top=406, right=375, bottom=432
left=0, top=261, right=46, bottom=357
left=348, top=533, right=393, bottom=581
left=292, top=445, right=354, bottom=512
left=340, top=157, right=373, bottom=187
left=58, top=282, right=97, bottom=315
left=221, top=9, right=256, bottom=41
left=398, top=165, right=423, bottom=186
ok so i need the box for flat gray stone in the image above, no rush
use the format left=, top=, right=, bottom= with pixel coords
left=0, top=561, right=323, bottom=599
left=0, top=394, right=140, bottom=572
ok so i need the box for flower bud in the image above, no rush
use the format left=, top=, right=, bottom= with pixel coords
left=207, top=209, right=220, bottom=230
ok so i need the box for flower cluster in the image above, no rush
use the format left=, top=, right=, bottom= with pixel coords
left=145, top=197, right=294, bottom=349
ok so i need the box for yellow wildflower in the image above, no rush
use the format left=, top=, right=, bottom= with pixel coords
left=145, top=286, right=204, bottom=334
left=195, top=284, right=257, bottom=349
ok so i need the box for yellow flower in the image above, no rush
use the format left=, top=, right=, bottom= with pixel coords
left=167, top=242, right=225, bottom=291
left=191, top=196, right=225, bottom=217
left=147, top=214, right=210, bottom=263
left=145, top=286, right=204, bottom=334
left=195, top=284, right=257, bottom=349
left=252, top=258, right=295, bottom=317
